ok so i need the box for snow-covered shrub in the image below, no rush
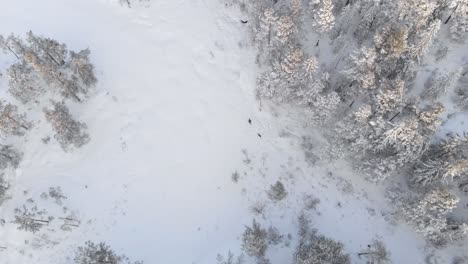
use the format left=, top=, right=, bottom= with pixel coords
left=410, top=20, right=441, bottom=61
left=345, top=47, right=378, bottom=91
left=0, top=145, right=22, bottom=169
left=449, top=1, right=468, bottom=42
left=294, top=215, right=350, bottom=264
left=48, top=186, right=67, bottom=205
left=358, top=239, right=390, bottom=264
left=44, top=101, right=90, bottom=151
left=74, top=241, right=143, bottom=264
left=0, top=174, right=8, bottom=203
left=217, top=251, right=245, bottom=264
left=267, top=181, right=287, bottom=202
left=241, top=219, right=268, bottom=258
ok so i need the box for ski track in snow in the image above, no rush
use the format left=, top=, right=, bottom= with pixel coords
left=0, top=1, right=466, bottom=264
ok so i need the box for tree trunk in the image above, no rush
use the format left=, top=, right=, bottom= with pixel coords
left=445, top=4, right=459, bottom=24
left=6, top=46, right=20, bottom=60
left=389, top=112, right=400, bottom=122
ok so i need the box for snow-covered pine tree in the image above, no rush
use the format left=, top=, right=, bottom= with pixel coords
left=413, top=132, right=468, bottom=185
left=375, top=79, right=405, bottom=115
left=410, top=19, right=441, bottom=61
left=423, top=68, right=461, bottom=100
left=312, top=0, right=335, bottom=34
left=0, top=101, right=30, bottom=137
left=345, top=47, right=378, bottom=90
left=276, top=15, right=295, bottom=44
left=449, top=1, right=468, bottom=42
left=398, top=0, right=436, bottom=31
left=374, top=25, right=409, bottom=59
left=375, top=118, right=427, bottom=160
left=43, top=101, right=90, bottom=151
left=14, top=205, right=50, bottom=233
left=69, top=49, right=97, bottom=87
left=6, top=62, right=43, bottom=104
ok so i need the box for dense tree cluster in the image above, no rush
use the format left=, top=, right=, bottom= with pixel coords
left=244, top=0, right=468, bottom=249
left=0, top=31, right=96, bottom=158
left=0, top=31, right=96, bottom=103
left=0, top=32, right=96, bottom=256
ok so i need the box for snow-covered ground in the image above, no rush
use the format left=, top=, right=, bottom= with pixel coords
left=0, top=0, right=260, bottom=263
left=0, top=1, right=466, bottom=264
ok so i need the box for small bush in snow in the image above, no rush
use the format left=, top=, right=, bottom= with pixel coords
left=267, top=226, right=283, bottom=245
left=267, top=181, right=287, bottom=202
left=294, top=233, right=350, bottom=264
left=241, top=219, right=268, bottom=258
left=216, top=251, right=245, bottom=264
left=44, top=101, right=90, bottom=151
left=0, top=174, right=8, bottom=203
left=48, top=186, right=67, bottom=205
left=303, top=194, right=320, bottom=210
left=358, top=239, right=390, bottom=264
left=0, top=145, right=22, bottom=169
left=74, top=241, right=143, bottom=264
